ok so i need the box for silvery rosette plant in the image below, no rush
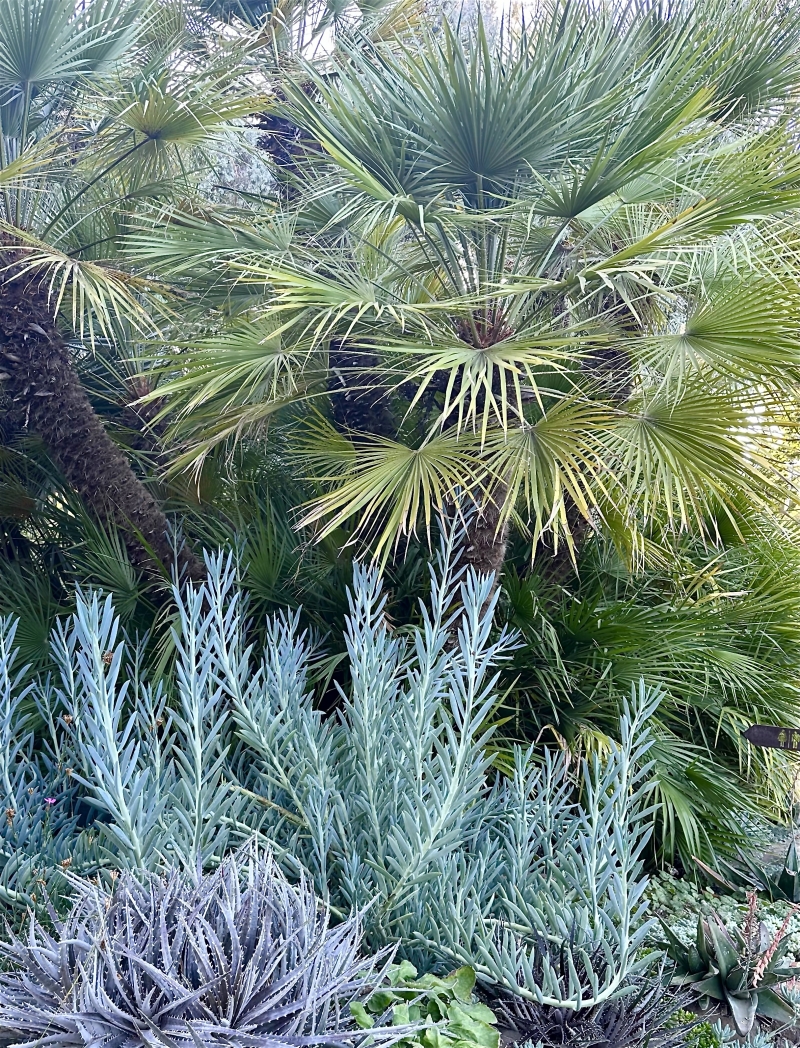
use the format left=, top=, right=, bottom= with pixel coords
left=0, top=844, right=405, bottom=1047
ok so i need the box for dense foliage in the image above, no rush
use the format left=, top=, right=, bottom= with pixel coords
left=2, top=0, right=800, bottom=1039
left=144, top=0, right=800, bottom=580
left=0, top=539, right=659, bottom=1012
left=1, top=0, right=800, bottom=871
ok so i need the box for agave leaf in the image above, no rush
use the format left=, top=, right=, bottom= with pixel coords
left=697, top=917, right=712, bottom=966
left=684, top=946, right=704, bottom=977
left=721, top=965, right=748, bottom=995
left=692, top=856, right=740, bottom=895
left=777, top=841, right=800, bottom=902
left=659, top=917, right=688, bottom=956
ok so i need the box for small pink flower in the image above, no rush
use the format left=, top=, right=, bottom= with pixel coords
left=44, top=797, right=57, bottom=805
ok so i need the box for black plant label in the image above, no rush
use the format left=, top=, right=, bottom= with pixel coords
left=743, top=724, right=800, bottom=750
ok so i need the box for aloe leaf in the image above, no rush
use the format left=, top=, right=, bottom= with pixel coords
left=692, top=973, right=726, bottom=1001
left=755, top=987, right=796, bottom=1025
left=707, top=917, right=739, bottom=978
left=726, top=992, right=758, bottom=1036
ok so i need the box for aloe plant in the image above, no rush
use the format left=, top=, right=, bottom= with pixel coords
left=661, top=912, right=796, bottom=1035
left=496, top=966, right=693, bottom=1048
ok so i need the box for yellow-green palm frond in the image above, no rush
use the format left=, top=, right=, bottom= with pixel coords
left=1, top=224, right=167, bottom=343
left=298, top=423, right=482, bottom=556
left=607, top=385, right=792, bottom=531
left=482, top=400, right=617, bottom=546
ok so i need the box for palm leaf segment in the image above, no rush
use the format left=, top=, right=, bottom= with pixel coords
left=0, top=0, right=265, bottom=344
left=147, top=0, right=800, bottom=555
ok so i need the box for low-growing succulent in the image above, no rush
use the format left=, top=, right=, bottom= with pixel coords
left=661, top=905, right=797, bottom=1035
left=495, top=967, right=692, bottom=1048
left=696, top=841, right=800, bottom=905
left=0, top=843, right=405, bottom=1047
left=351, top=960, right=499, bottom=1048
left=667, top=1013, right=721, bottom=1048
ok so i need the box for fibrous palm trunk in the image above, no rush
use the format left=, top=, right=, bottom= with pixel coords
left=462, top=482, right=510, bottom=581
left=0, top=273, right=201, bottom=578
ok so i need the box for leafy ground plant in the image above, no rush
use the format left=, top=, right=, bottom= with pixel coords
left=351, top=961, right=499, bottom=1048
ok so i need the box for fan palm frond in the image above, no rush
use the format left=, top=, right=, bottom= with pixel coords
left=136, top=1, right=800, bottom=566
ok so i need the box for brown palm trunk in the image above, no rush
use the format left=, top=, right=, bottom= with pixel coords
left=535, top=494, right=591, bottom=586
left=0, top=273, right=201, bottom=579
left=462, top=482, right=510, bottom=585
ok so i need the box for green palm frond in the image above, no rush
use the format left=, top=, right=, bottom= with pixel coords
left=97, top=65, right=265, bottom=152
left=632, top=276, right=800, bottom=387
left=499, top=520, right=800, bottom=863
left=0, top=0, right=145, bottom=92
left=127, top=207, right=290, bottom=282
left=298, top=423, right=481, bottom=554
left=136, top=1, right=800, bottom=560
left=608, top=386, right=789, bottom=528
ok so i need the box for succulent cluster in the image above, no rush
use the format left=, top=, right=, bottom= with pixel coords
left=211, top=534, right=659, bottom=1008
left=0, top=845, right=400, bottom=1047
left=0, top=531, right=660, bottom=1015
left=661, top=908, right=797, bottom=1035
left=496, top=969, right=692, bottom=1048
left=698, top=841, right=800, bottom=905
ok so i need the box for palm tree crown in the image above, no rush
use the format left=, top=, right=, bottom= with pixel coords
left=144, top=0, right=800, bottom=576
left=0, top=0, right=260, bottom=572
